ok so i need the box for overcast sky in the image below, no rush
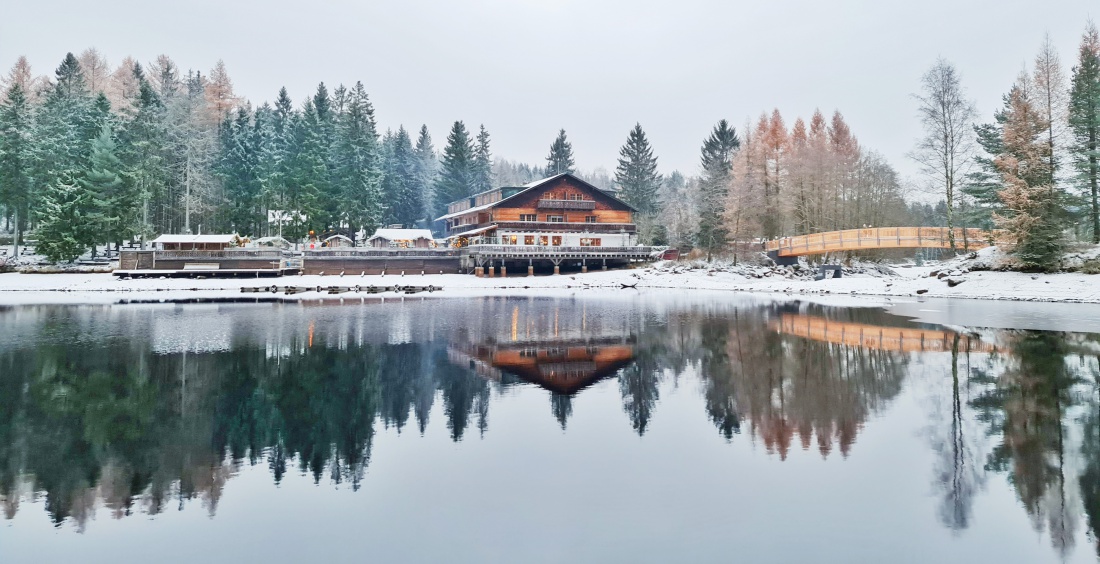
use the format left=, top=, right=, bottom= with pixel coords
left=2, top=0, right=1096, bottom=184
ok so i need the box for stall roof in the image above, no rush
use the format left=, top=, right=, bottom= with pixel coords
left=367, top=228, right=435, bottom=241
left=151, top=234, right=237, bottom=244
left=447, top=225, right=497, bottom=239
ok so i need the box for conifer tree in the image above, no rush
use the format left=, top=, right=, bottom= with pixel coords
left=413, top=125, right=437, bottom=226
left=0, top=83, right=33, bottom=256
left=118, top=68, right=167, bottom=246
left=993, top=73, right=1065, bottom=270
left=472, top=124, right=493, bottom=193
left=545, top=129, right=575, bottom=176
left=330, top=81, right=383, bottom=238
left=381, top=126, right=421, bottom=227
left=615, top=123, right=662, bottom=214
left=81, top=123, right=135, bottom=248
left=433, top=121, right=475, bottom=217
left=1070, top=22, right=1100, bottom=243
left=696, top=119, right=740, bottom=259
left=219, top=106, right=262, bottom=234
left=285, top=101, right=325, bottom=239
left=35, top=172, right=94, bottom=262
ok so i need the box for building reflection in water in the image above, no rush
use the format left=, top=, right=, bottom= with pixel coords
left=0, top=298, right=1098, bottom=560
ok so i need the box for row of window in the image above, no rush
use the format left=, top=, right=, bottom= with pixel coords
left=498, top=235, right=603, bottom=246
left=519, top=214, right=597, bottom=223
left=544, top=193, right=588, bottom=201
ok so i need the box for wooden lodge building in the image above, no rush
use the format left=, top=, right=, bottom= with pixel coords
left=438, top=173, right=638, bottom=247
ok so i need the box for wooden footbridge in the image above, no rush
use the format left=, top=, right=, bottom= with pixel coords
left=765, top=227, right=994, bottom=258
left=771, top=314, right=1000, bottom=354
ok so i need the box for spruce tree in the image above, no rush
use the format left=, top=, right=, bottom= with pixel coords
left=219, top=107, right=262, bottom=235
left=381, top=126, right=421, bottom=227
left=472, top=124, right=493, bottom=193
left=413, top=125, right=437, bottom=226
left=962, top=118, right=1006, bottom=231
left=0, top=83, right=33, bottom=256
left=1069, top=22, right=1100, bottom=243
left=615, top=123, right=662, bottom=215
left=993, top=74, right=1065, bottom=270
left=285, top=102, right=325, bottom=239
left=330, top=81, right=384, bottom=238
left=545, top=129, right=575, bottom=176
left=696, top=119, right=740, bottom=260
left=35, top=172, right=94, bottom=262
left=433, top=121, right=475, bottom=217
left=81, top=123, right=135, bottom=248
left=118, top=70, right=167, bottom=246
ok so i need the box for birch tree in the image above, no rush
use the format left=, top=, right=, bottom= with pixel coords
left=910, top=58, right=977, bottom=250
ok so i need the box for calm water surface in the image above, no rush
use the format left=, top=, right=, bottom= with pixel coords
left=1, top=294, right=1099, bottom=563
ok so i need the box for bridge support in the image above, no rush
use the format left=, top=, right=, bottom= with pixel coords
left=767, top=250, right=799, bottom=266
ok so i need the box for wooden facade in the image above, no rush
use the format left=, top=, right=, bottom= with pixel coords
left=438, top=174, right=638, bottom=246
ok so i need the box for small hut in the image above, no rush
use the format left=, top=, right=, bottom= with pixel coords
left=322, top=234, right=355, bottom=248
left=151, top=234, right=238, bottom=251
left=367, top=228, right=435, bottom=249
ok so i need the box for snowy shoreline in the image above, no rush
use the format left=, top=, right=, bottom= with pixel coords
left=1, top=257, right=1098, bottom=306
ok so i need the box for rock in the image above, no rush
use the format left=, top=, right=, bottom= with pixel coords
left=946, top=277, right=965, bottom=287
left=916, top=289, right=929, bottom=295
left=929, top=270, right=940, bottom=278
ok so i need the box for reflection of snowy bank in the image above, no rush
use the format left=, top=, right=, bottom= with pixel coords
left=0, top=254, right=1099, bottom=309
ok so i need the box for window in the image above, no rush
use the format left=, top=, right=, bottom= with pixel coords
left=552, top=236, right=562, bottom=246
left=539, top=235, right=549, bottom=245
left=585, top=216, right=597, bottom=223
left=524, top=235, right=535, bottom=245
left=580, top=238, right=602, bottom=247
left=547, top=215, right=564, bottom=223
left=520, top=214, right=537, bottom=222
left=506, top=235, right=517, bottom=244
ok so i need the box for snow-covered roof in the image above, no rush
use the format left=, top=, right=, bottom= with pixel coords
left=323, top=234, right=354, bottom=242
left=436, top=201, right=498, bottom=222
left=152, top=234, right=237, bottom=244
left=447, top=225, right=497, bottom=239
left=367, top=228, right=435, bottom=241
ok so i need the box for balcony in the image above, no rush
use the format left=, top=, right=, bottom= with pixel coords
left=494, top=221, right=636, bottom=233
left=537, top=198, right=596, bottom=211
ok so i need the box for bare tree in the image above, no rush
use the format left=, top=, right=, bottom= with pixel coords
left=910, top=58, right=978, bottom=250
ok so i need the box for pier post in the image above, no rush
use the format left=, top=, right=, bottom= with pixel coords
left=581, top=259, right=587, bottom=274
left=475, top=266, right=484, bottom=277
left=554, top=265, right=560, bottom=275
left=602, top=259, right=607, bottom=271
left=528, top=260, right=534, bottom=276
left=488, top=265, right=495, bottom=277
left=500, top=266, right=507, bottom=277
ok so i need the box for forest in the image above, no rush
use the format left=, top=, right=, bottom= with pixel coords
left=0, top=21, right=1098, bottom=270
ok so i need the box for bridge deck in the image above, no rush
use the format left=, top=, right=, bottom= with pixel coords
left=764, top=227, right=994, bottom=257
left=771, top=314, right=1000, bottom=353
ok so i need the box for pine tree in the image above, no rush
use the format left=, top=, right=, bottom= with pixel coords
left=993, top=73, right=1064, bottom=270
left=219, top=106, right=262, bottom=234
left=413, top=125, right=437, bottom=227
left=545, top=129, right=575, bottom=176
left=118, top=69, right=167, bottom=246
left=696, top=119, right=740, bottom=259
left=35, top=172, right=94, bottom=262
left=285, top=101, right=325, bottom=239
left=472, top=124, right=493, bottom=193
left=615, top=123, right=662, bottom=215
left=81, top=123, right=135, bottom=248
left=330, top=81, right=384, bottom=238
left=381, top=126, right=421, bottom=227
left=1070, top=22, right=1100, bottom=243
left=0, top=83, right=33, bottom=256
left=433, top=121, right=475, bottom=217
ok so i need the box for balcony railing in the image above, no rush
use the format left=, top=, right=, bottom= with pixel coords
left=154, top=249, right=288, bottom=260
left=465, top=221, right=636, bottom=234
left=537, top=199, right=596, bottom=210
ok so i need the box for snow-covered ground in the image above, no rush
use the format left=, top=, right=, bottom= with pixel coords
left=0, top=250, right=1097, bottom=306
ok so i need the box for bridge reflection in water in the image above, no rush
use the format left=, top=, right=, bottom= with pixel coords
left=770, top=313, right=1001, bottom=354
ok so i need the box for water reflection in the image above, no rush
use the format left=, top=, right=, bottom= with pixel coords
left=0, top=298, right=1098, bottom=561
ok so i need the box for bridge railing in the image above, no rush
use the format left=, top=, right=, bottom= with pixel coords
left=764, top=227, right=996, bottom=256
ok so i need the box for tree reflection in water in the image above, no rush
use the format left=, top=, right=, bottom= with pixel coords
left=0, top=297, right=1098, bottom=560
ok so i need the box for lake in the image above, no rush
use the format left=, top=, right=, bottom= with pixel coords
left=1, top=293, right=1098, bottom=563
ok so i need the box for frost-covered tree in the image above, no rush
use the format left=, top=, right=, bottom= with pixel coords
left=696, top=119, right=740, bottom=259
left=545, top=129, right=575, bottom=176
left=381, top=126, right=421, bottom=227
left=82, top=123, right=135, bottom=249
left=993, top=72, right=1064, bottom=270
left=615, top=123, right=661, bottom=215
left=0, top=82, right=33, bottom=256
left=911, top=58, right=977, bottom=250
left=330, top=81, right=383, bottom=237
left=472, top=124, right=493, bottom=194
left=35, top=172, right=94, bottom=262
left=1070, top=22, right=1100, bottom=243
left=433, top=120, right=475, bottom=217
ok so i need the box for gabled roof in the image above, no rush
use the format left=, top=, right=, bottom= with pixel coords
left=152, top=234, right=237, bottom=244
left=367, top=228, right=435, bottom=241
left=434, top=173, right=636, bottom=222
